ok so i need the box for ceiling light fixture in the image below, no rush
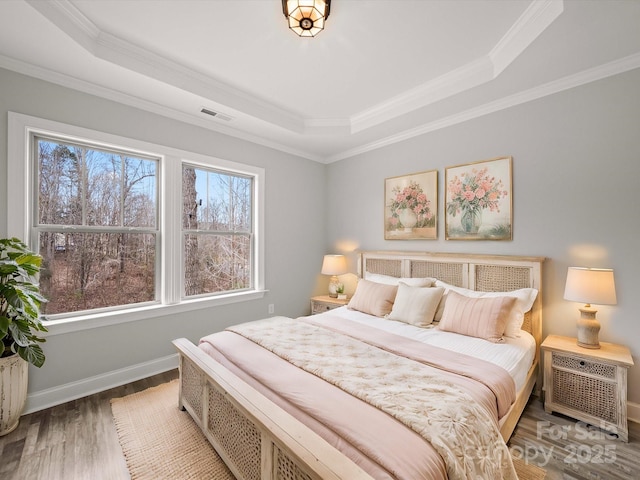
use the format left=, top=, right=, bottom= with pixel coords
left=282, top=0, right=331, bottom=37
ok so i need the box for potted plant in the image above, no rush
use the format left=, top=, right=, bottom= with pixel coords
left=0, top=237, right=47, bottom=436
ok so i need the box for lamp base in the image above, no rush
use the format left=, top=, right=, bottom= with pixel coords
left=576, top=307, right=600, bottom=349
left=328, top=275, right=339, bottom=298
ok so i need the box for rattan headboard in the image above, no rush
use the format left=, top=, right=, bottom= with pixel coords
left=358, top=251, right=545, bottom=354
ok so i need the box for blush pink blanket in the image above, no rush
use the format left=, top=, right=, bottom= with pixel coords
left=199, top=316, right=517, bottom=480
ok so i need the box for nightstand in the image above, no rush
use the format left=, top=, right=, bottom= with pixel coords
left=541, top=334, right=634, bottom=441
left=310, top=295, right=349, bottom=315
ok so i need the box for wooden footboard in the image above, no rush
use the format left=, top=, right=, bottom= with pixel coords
left=173, top=338, right=373, bottom=480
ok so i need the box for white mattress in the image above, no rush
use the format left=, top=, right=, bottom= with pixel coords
left=311, top=306, right=536, bottom=392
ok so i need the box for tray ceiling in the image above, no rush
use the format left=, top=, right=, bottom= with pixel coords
left=1, top=0, right=639, bottom=162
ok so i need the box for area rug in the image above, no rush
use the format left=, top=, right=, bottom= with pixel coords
left=513, top=457, right=546, bottom=480
left=112, top=380, right=545, bottom=480
left=111, top=380, right=234, bottom=480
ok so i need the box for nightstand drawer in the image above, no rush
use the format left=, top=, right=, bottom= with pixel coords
left=552, top=351, right=617, bottom=379
left=551, top=367, right=618, bottom=424
left=310, top=295, right=349, bottom=315
left=312, top=302, right=335, bottom=314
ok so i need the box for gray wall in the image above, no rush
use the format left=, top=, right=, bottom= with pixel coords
left=326, top=67, right=640, bottom=405
left=0, top=68, right=326, bottom=395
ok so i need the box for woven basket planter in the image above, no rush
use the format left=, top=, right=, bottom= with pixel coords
left=0, top=353, right=28, bottom=436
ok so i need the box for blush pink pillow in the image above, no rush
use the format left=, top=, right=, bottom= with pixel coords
left=438, top=291, right=516, bottom=343
left=347, top=279, right=397, bottom=317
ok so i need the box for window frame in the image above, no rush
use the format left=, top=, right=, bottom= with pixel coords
left=181, top=162, right=255, bottom=299
left=8, top=112, right=266, bottom=336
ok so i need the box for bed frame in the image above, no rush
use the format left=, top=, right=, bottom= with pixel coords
left=173, top=251, right=544, bottom=480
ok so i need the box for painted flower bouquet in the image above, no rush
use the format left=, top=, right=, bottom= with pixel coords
left=446, top=167, right=507, bottom=234
left=447, top=167, right=507, bottom=215
left=388, top=181, right=434, bottom=228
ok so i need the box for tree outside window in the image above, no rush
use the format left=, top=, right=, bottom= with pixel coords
left=182, top=165, right=252, bottom=297
left=35, top=137, right=158, bottom=315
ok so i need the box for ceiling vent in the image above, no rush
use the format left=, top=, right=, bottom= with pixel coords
left=200, top=107, right=233, bottom=122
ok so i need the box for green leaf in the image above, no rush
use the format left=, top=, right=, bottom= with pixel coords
left=0, top=237, right=46, bottom=368
left=17, top=344, right=45, bottom=368
left=0, top=261, right=18, bottom=276
left=0, top=315, right=9, bottom=337
left=8, top=321, right=31, bottom=347
left=16, top=253, right=42, bottom=266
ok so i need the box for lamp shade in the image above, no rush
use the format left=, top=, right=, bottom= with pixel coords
left=321, top=254, right=347, bottom=276
left=564, top=267, right=617, bottom=306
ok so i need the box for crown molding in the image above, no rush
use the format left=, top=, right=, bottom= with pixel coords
left=490, top=0, right=564, bottom=76
left=350, top=56, right=494, bottom=134
left=349, top=0, right=564, bottom=133
left=26, top=0, right=100, bottom=53
left=326, top=52, right=640, bottom=163
left=3, top=49, right=638, bottom=166
left=303, top=117, right=351, bottom=135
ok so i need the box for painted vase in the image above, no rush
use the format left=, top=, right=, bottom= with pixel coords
left=461, top=208, right=482, bottom=234
left=398, top=209, right=417, bottom=232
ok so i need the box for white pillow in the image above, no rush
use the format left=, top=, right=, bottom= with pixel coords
left=364, top=272, right=435, bottom=287
left=387, top=284, right=444, bottom=327
left=434, top=280, right=538, bottom=338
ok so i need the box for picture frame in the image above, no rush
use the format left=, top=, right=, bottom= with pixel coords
left=385, top=169, right=437, bottom=240
left=445, top=156, right=512, bottom=240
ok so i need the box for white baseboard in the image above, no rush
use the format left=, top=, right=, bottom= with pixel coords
left=628, top=401, right=640, bottom=424
left=24, top=353, right=179, bottom=414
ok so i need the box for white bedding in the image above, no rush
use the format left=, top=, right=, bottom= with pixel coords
left=311, top=306, right=536, bottom=392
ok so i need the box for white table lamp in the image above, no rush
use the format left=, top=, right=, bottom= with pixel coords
left=321, top=254, right=347, bottom=298
left=563, top=267, right=617, bottom=349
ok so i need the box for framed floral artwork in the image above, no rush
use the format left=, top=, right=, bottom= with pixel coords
left=445, top=156, right=512, bottom=240
left=385, top=169, right=437, bottom=240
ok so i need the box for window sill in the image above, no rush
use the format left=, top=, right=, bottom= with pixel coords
left=42, top=290, right=268, bottom=336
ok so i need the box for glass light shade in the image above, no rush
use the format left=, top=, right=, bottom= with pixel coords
left=283, top=0, right=331, bottom=37
left=564, top=267, right=617, bottom=306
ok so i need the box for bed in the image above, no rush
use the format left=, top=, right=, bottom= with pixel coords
left=173, top=251, right=544, bottom=480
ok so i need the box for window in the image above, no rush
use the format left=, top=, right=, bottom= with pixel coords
left=182, top=165, right=253, bottom=297
left=35, top=136, right=159, bottom=315
left=8, top=113, right=265, bottom=332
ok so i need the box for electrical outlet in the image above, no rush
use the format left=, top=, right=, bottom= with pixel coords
left=268, top=304, right=274, bottom=314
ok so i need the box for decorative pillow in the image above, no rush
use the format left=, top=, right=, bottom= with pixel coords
left=434, top=280, right=537, bottom=337
left=438, top=292, right=517, bottom=343
left=364, top=272, right=435, bottom=287
left=387, top=284, right=444, bottom=327
left=347, top=279, right=398, bottom=317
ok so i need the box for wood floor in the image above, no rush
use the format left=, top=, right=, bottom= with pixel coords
left=508, top=396, right=640, bottom=480
left=0, top=370, right=638, bottom=480
left=0, top=370, right=178, bottom=480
